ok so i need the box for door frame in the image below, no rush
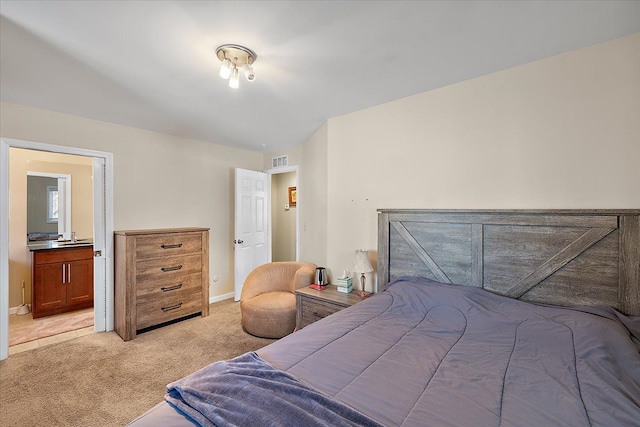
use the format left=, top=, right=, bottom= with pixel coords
left=265, top=165, right=299, bottom=262
left=0, top=137, right=114, bottom=360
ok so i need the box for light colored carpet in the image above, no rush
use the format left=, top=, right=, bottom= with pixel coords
left=9, top=310, right=94, bottom=346
left=0, top=299, right=276, bottom=426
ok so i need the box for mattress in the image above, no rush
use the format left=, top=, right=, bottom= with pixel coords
left=129, top=277, right=640, bottom=426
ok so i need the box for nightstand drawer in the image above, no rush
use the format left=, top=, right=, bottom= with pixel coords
left=296, top=285, right=363, bottom=330
left=300, top=297, right=343, bottom=327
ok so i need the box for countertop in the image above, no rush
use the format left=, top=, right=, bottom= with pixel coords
left=27, top=239, right=93, bottom=252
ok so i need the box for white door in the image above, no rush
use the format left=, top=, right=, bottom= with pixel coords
left=234, top=168, right=269, bottom=301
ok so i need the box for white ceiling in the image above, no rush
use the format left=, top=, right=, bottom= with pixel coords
left=1, top=1, right=639, bottom=152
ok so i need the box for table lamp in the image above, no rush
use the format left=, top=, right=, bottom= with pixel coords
left=354, top=249, right=373, bottom=298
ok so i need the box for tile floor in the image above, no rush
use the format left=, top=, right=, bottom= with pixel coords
left=9, top=308, right=94, bottom=355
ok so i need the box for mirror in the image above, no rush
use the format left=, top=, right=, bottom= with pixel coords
left=27, top=172, right=71, bottom=241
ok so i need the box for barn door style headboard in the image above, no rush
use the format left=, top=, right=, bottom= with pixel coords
left=377, top=210, right=640, bottom=316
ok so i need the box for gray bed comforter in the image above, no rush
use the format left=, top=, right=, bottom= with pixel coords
left=153, top=278, right=640, bottom=426
left=257, top=277, right=640, bottom=426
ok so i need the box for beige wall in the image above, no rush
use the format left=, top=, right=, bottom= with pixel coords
left=271, top=172, right=296, bottom=262
left=3, top=32, right=638, bottom=304
left=264, top=125, right=329, bottom=269
left=1, top=102, right=264, bottom=305
left=9, top=148, right=94, bottom=307
left=301, top=33, right=640, bottom=290
left=299, top=123, right=329, bottom=269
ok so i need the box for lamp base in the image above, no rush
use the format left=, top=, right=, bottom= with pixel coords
left=358, top=273, right=370, bottom=298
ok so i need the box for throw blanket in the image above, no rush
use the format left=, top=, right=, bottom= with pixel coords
left=165, top=352, right=383, bottom=427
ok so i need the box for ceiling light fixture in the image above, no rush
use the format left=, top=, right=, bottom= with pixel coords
left=215, top=44, right=257, bottom=89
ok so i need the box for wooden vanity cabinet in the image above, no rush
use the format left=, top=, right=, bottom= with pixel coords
left=32, top=246, right=94, bottom=319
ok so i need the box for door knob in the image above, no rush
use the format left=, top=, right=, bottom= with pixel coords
left=236, top=239, right=244, bottom=244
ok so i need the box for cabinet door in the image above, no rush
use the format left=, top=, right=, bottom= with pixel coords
left=67, top=258, right=94, bottom=306
left=33, top=262, right=67, bottom=316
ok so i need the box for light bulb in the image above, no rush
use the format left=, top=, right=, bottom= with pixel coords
left=229, top=66, right=239, bottom=89
left=242, top=64, right=255, bottom=81
left=219, top=59, right=233, bottom=80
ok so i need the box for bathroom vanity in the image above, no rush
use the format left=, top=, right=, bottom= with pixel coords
left=29, top=241, right=94, bottom=319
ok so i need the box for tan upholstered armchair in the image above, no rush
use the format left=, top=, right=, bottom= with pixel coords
left=240, top=261, right=316, bottom=338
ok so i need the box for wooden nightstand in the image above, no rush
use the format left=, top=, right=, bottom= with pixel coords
left=296, top=285, right=363, bottom=330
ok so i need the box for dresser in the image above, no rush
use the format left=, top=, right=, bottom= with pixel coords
left=114, top=227, right=209, bottom=341
left=295, top=285, right=363, bottom=330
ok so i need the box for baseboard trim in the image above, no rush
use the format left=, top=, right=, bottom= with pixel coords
left=11, top=297, right=234, bottom=313
left=209, top=292, right=234, bottom=304
left=9, top=305, right=32, bottom=316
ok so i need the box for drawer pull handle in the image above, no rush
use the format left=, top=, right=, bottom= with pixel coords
left=161, top=302, right=183, bottom=312
left=161, top=284, right=183, bottom=292
left=161, top=243, right=183, bottom=249
left=312, top=311, right=324, bottom=318
left=161, top=265, right=183, bottom=272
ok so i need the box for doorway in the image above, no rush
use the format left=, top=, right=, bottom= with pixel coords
left=266, top=165, right=299, bottom=262
left=10, top=151, right=93, bottom=353
left=0, top=137, right=114, bottom=360
left=270, top=171, right=297, bottom=262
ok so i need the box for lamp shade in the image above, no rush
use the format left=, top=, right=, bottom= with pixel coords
left=219, top=59, right=233, bottom=79
left=229, top=66, right=239, bottom=89
left=353, top=250, right=373, bottom=273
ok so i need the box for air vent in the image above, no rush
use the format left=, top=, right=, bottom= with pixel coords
left=272, top=155, right=289, bottom=168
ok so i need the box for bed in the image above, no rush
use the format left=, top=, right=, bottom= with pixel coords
left=129, top=209, right=640, bottom=426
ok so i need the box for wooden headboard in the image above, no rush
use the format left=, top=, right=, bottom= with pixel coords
left=377, top=210, right=640, bottom=316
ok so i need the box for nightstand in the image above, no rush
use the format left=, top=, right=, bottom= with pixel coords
left=295, top=285, right=363, bottom=330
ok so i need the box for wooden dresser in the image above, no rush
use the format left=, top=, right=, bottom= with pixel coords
left=114, top=227, right=209, bottom=341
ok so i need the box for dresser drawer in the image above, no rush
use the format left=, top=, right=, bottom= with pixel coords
left=300, top=297, right=343, bottom=327
left=136, top=287, right=202, bottom=330
left=135, top=233, right=203, bottom=259
left=135, top=254, right=202, bottom=282
left=136, top=272, right=202, bottom=300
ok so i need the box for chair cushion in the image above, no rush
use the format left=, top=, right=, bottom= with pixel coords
left=240, top=292, right=297, bottom=339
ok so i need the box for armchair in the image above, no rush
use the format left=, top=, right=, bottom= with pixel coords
left=240, top=261, right=316, bottom=338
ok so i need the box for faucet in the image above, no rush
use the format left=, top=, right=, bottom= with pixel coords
left=71, top=231, right=77, bottom=242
